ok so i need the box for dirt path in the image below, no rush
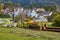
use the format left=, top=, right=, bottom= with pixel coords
left=45, top=27, right=60, bottom=32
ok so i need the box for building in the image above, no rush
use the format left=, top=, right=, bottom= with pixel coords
left=56, top=6, right=60, bottom=12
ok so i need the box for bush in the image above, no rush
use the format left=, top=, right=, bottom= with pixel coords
left=17, top=21, right=29, bottom=28
left=0, top=14, right=10, bottom=18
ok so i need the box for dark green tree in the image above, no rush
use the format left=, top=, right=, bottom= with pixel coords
left=29, top=3, right=36, bottom=9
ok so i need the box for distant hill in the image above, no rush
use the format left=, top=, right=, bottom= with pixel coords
left=2, top=0, right=60, bottom=6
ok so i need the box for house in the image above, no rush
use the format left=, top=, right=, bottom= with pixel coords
left=3, top=7, right=52, bottom=23
left=27, top=9, right=38, bottom=18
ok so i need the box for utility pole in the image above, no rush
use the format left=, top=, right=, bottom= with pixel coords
left=11, top=7, right=15, bottom=27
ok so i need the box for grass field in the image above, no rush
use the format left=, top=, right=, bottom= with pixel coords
left=0, top=27, right=60, bottom=40
left=0, top=18, right=11, bottom=20
left=0, top=18, right=60, bottom=40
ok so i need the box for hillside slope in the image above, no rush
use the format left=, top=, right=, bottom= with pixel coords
left=2, top=0, right=60, bottom=6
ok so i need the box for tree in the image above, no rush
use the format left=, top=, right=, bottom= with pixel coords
left=52, top=14, right=60, bottom=27
left=29, top=3, right=36, bottom=9
left=41, top=4, right=57, bottom=11
left=0, top=4, right=3, bottom=14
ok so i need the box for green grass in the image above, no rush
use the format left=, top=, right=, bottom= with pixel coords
left=0, top=27, right=60, bottom=40
left=0, top=18, right=11, bottom=20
